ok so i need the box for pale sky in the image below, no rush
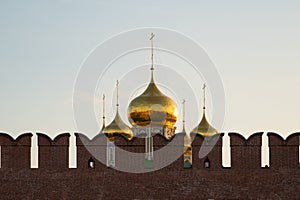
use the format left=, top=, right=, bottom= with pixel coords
left=1, top=0, right=300, bottom=139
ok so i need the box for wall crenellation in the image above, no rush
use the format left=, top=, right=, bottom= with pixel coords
left=268, top=132, right=300, bottom=169
left=0, top=133, right=32, bottom=169
left=229, top=132, right=263, bottom=169
left=37, top=133, right=70, bottom=170
left=0, top=132, right=299, bottom=170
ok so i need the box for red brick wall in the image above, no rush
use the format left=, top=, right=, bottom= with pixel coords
left=75, top=133, right=107, bottom=170
left=0, top=132, right=299, bottom=199
left=229, top=132, right=263, bottom=169
left=153, top=133, right=184, bottom=171
left=114, top=134, right=145, bottom=171
left=0, top=133, right=32, bottom=169
left=0, top=168, right=299, bottom=199
left=114, top=134, right=145, bottom=153
left=37, top=133, right=70, bottom=170
left=268, top=132, right=300, bottom=169
left=191, top=133, right=224, bottom=169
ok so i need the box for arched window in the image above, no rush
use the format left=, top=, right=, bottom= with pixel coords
left=204, top=157, right=210, bottom=168
left=88, top=157, right=95, bottom=169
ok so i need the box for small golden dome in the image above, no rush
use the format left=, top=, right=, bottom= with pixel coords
left=191, top=112, right=217, bottom=137
left=102, top=80, right=133, bottom=141
left=102, top=110, right=133, bottom=141
left=191, top=83, right=218, bottom=137
left=127, top=79, right=178, bottom=128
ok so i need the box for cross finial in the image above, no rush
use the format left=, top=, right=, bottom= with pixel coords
left=116, top=80, right=119, bottom=107
left=202, top=83, right=206, bottom=110
left=102, top=94, right=106, bottom=129
left=182, top=99, right=186, bottom=132
left=150, top=33, right=155, bottom=40
left=150, top=33, right=155, bottom=82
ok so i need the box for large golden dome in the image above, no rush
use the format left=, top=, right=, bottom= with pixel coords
left=128, top=33, right=178, bottom=128
left=127, top=78, right=178, bottom=128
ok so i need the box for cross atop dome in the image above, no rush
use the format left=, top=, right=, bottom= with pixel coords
left=150, top=33, right=155, bottom=82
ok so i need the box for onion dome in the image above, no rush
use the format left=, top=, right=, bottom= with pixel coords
left=103, top=110, right=133, bottom=141
left=127, top=33, right=178, bottom=128
left=191, top=112, right=217, bottom=137
left=102, top=81, right=133, bottom=141
left=191, top=84, right=218, bottom=137
left=127, top=77, right=178, bottom=128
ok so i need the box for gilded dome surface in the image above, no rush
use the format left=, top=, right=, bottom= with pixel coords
left=102, top=80, right=133, bottom=141
left=102, top=110, right=133, bottom=141
left=191, top=83, right=218, bottom=137
left=127, top=80, right=178, bottom=128
left=191, top=113, right=217, bottom=137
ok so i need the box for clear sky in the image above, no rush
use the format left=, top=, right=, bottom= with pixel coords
left=1, top=0, right=300, bottom=140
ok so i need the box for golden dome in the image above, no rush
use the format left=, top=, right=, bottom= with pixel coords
left=103, top=110, right=133, bottom=141
left=127, top=78, right=178, bottom=128
left=128, top=33, right=178, bottom=128
left=102, top=80, right=133, bottom=141
left=191, top=83, right=217, bottom=137
left=191, top=112, right=217, bottom=137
